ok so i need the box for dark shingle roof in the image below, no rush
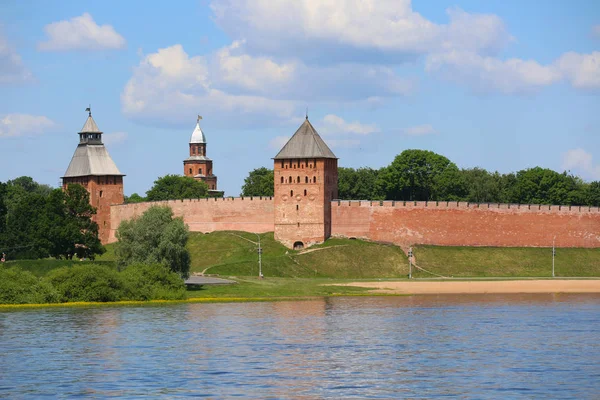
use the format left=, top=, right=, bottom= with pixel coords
left=273, top=118, right=337, bottom=159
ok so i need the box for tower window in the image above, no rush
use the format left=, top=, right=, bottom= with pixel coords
left=304, top=189, right=307, bottom=196
left=296, top=205, right=299, bottom=211
left=189, top=168, right=192, bottom=174
left=289, top=176, right=292, bottom=183
left=281, top=177, right=284, bottom=183
left=297, top=176, right=300, bottom=183
left=99, top=190, right=103, bottom=198
left=199, top=168, right=203, bottom=175
left=305, top=176, right=308, bottom=183
left=313, top=176, right=316, bottom=183
left=290, top=190, right=293, bottom=196
left=281, top=160, right=284, bottom=168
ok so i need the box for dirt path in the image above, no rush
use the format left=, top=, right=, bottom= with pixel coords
left=335, top=280, right=600, bottom=294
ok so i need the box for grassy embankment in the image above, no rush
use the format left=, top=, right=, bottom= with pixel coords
left=5, top=231, right=599, bottom=304
left=412, top=246, right=600, bottom=278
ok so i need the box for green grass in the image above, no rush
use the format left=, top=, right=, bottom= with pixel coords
left=5, top=232, right=600, bottom=305
left=5, top=259, right=116, bottom=277
left=413, top=246, right=600, bottom=278
left=186, top=276, right=376, bottom=299
left=186, top=231, right=409, bottom=278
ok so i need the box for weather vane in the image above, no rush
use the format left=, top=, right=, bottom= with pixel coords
left=85, top=105, right=91, bottom=116
left=197, top=115, right=202, bottom=123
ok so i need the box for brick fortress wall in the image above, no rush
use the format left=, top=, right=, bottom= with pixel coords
left=106, top=197, right=599, bottom=248
left=107, top=197, right=274, bottom=243
left=331, top=200, right=600, bottom=248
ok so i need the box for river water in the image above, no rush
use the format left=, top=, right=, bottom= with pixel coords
left=1, top=294, right=599, bottom=399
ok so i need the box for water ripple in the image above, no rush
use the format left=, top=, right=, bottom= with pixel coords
left=1, top=294, right=599, bottom=398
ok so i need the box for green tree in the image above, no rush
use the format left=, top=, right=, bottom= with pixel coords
left=146, top=174, right=209, bottom=201
left=63, top=184, right=105, bottom=259
left=115, top=206, right=190, bottom=278
left=0, top=182, right=7, bottom=241
left=584, top=181, right=600, bottom=206
left=376, top=150, right=461, bottom=201
left=509, top=167, right=584, bottom=205
left=462, top=168, right=501, bottom=203
left=125, top=193, right=146, bottom=203
left=241, top=167, right=274, bottom=196
left=338, top=167, right=383, bottom=200
left=3, top=191, right=47, bottom=259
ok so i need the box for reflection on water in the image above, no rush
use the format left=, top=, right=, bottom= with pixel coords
left=1, top=294, right=599, bottom=398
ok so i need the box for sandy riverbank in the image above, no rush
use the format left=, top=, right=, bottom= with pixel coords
left=337, top=279, right=600, bottom=294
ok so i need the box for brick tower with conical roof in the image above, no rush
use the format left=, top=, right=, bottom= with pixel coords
left=183, top=116, right=218, bottom=191
left=273, top=116, right=338, bottom=249
left=62, top=108, right=125, bottom=243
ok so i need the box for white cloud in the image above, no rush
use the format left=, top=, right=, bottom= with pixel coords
left=0, top=33, right=33, bottom=84
left=212, top=40, right=296, bottom=92
left=103, top=132, right=127, bottom=145
left=555, top=51, right=600, bottom=90
left=121, top=45, right=295, bottom=126
left=562, top=148, right=600, bottom=180
left=38, top=13, right=126, bottom=51
left=425, top=51, right=561, bottom=94
left=401, top=124, right=437, bottom=136
left=321, top=114, right=379, bottom=135
left=0, top=114, right=57, bottom=138
left=269, top=136, right=290, bottom=150
left=426, top=50, right=600, bottom=93
left=211, top=41, right=413, bottom=100
left=210, top=0, right=510, bottom=62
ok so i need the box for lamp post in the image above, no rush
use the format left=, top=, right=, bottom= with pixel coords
left=254, top=233, right=263, bottom=278
left=552, top=236, right=556, bottom=278
left=408, top=246, right=413, bottom=279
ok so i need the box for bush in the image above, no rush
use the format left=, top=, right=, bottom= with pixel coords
left=45, top=265, right=126, bottom=302
left=121, top=263, right=186, bottom=300
left=0, top=268, right=59, bottom=304
left=115, top=206, right=191, bottom=278
left=0, top=263, right=187, bottom=304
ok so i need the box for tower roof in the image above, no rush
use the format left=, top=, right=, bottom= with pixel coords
left=273, top=117, right=337, bottom=159
left=190, top=118, right=206, bottom=144
left=63, top=145, right=124, bottom=178
left=80, top=114, right=101, bottom=133
left=63, top=110, right=124, bottom=178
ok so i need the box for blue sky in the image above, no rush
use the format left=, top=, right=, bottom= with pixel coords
left=1, top=0, right=599, bottom=196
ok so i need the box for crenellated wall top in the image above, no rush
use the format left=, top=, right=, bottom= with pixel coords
left=332, top=200, right=600, bottom=214
left=111, top=196, right=274, bottom=208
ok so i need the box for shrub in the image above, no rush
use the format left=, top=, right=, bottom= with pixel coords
left=0, top=268, right=59, bottom=304
left=121, top=263, right=186, bottom=300
left=45, top=265, right=126, bottom=302
left=115, top=206, right=191, bottom=278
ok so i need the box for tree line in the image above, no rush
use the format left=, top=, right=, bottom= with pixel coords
left=125, top=174, right=211, bottom=203
left=241, top=150, right=600, bottom=206
left=0, top=177, right=104, bottom=260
